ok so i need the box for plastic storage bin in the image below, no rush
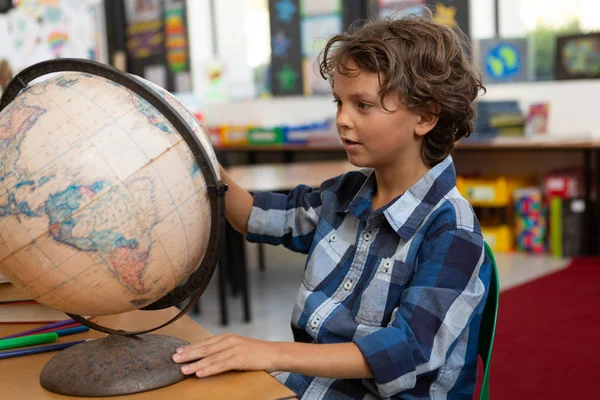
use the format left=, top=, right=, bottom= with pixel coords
left=220, top=125, right=250, bottom=146
left=248, top=126, right=284, bottom=145
left=457, top=176, right=530, bottom=207
left=481, top=225, right=513, bottom=252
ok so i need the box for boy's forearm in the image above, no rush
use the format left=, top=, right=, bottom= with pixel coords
left=273, top=341, right=373, bottom=380
left=219, top=165, right=253, bottom=235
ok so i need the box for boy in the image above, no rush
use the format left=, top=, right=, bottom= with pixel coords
left=173, top=12, right=491, bottom=399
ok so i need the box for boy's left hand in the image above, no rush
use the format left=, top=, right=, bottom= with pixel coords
left=172, top=333, right=279, bottom=377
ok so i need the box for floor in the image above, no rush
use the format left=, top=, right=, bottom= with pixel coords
left=190, top=243, right=571, bottom=342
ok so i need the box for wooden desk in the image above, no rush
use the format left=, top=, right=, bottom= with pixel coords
left=0, top=308, right=296, bottom=400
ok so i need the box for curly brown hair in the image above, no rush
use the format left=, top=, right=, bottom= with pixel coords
left=320, top=11, right=485, bottom=167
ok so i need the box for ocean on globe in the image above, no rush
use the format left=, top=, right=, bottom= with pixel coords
left=485, top=43, right=521, bottom=80
left=0, top=72, right=219, bottom=316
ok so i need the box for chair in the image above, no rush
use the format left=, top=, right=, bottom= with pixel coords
left=478, top=242, right=500, bottom=400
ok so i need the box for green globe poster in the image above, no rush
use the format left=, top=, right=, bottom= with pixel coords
left=479, top=38, right=529, bottom=83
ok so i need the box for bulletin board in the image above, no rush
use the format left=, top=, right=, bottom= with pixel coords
left=378, top=0, right=470, bottom=41
left=301, top=0, right=342, bottom=96
left=268, top=0, right=342, bottom=97
left=1, top=0, right=107, bottom=75
left=124, top=0, right=192, bottom=93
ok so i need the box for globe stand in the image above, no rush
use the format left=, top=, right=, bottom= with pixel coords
left=1, top=59, right=227, bottom=397
left=40, top=334, right=190, bottom=397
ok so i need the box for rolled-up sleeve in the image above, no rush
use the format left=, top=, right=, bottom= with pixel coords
left=245, top=184, right=324, bottom=254
left=354, top=228, right=490, bottom=398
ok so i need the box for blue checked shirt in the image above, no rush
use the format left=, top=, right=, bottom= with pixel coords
left=246, top=156, right=491, bottom=399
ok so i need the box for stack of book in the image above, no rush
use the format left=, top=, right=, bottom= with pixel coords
left=0, top=274, right=72, bottom=324
left=469, top=100, right=525, bottom=141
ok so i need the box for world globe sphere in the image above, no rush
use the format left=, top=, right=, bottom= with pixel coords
left=0, top=71, right=219, bottom=316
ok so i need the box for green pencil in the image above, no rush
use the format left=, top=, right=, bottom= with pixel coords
left=0, top=332, right=59, bottom=351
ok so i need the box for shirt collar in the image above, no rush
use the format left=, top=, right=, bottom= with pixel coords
left=339, top=156, right=457, bottom=241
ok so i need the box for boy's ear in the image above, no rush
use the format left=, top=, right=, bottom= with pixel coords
left=414, top=104, right=440, bottom=137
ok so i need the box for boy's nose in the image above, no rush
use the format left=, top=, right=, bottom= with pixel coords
left=336, top=108, right=353, bottom=131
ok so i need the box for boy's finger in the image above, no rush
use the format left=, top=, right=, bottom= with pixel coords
left=181, top=350, right=235, bottom=375
left=175, top=334, right=226, bottom=353
left=195, top=355, right=238, bottom=377
left=172, top=339, right=230, bottom=363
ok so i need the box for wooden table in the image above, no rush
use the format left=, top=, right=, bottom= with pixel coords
left=0, top=307, right=296, bottom=400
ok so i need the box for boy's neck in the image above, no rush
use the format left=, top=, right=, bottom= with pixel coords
left=372, top=155, right=430, bottom=211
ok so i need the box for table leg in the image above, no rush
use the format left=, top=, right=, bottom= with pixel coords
left=584, top=150, right=592, bottom=201
left=258, top=243, right=266, bottom=271
left=583, top=150, right=594, bottom=255
left=238, top=235, right=252, bottom=323
left=226, top=222, right=239, bottom=297
left=594, top=149, right=600, bottom=254
left=218, top=213, right=229, bottom=326
left=283, top=151, right=293, bottom=163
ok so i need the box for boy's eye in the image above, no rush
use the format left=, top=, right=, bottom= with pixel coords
left=357, top=102, right=373, bottom=110
left=333, top=99, right=342, bottom=107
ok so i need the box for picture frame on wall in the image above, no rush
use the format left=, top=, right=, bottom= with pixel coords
left=479, top=38, right=529, bottom=83
left=555, top=32, right=600, bottom=80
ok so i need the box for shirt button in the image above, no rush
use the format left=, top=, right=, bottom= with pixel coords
left=310, top=319, right=319, bottom=328
left=343, top=280, right=353, bottom=290
left=364, top=231, right=372, bottom=241
left=384, top=260, right=392, bottom=270
left=330, top=234, right=337, bottom=242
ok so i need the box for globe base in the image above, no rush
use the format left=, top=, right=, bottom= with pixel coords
left=40, top=333, right=190, bottom=397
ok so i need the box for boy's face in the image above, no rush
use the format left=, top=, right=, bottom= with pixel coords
left=332, top=61, right=429, bottom=171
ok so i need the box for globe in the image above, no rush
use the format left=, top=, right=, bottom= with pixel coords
left=0, top=70, right=219, bottom=317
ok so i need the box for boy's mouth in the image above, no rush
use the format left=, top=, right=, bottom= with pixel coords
left=341, top=138, right=360, bottom=145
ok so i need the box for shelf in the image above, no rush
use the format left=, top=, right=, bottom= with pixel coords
left=214, top=136, right=600, bottom=152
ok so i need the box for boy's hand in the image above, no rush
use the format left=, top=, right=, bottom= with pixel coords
left=172, top=334, right=279, bottom=377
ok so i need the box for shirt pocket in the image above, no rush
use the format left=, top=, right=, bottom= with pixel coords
left=354, top=257, right=414, bottom=326
left=303, top=227, right=353, bottom=291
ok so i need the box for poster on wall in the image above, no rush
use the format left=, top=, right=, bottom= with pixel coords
left=269, top=0, right=304, bottom=96
left=555, top=33, right=600, bottom=80
left=379, top=0, right=426, bottom=19
left=378, top=1, right=470, bottom=41
left=124, top=0, right=163, bottom=60
left=424, top=0, right=470, bottom=40
left=479, top=38, right=529, bottom=83
left=300, top=0, right=340, bottom=16
left=164, top=0, right=189, bottom=73
left=3, top=0, right=101, bottom=74
left=303, top=56, right=331, bottom=95
left=301, top=14, right=341, bottom=57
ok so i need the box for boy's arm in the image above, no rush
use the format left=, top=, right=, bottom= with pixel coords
left=219, top=164, right=253, bottom=235
left=172, top=228, right=488, bottom=389
left=173, top=336, right=373, bottom=379
left=352, top=228, right=490, bottom=398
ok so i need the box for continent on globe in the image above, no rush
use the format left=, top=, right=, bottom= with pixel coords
left=46, top=179, right=157, bottom=295
left=131, top=94, right=171, bottom=133
left=0, top=99, right=46, bottom=181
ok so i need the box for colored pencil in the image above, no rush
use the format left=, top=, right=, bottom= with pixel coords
left=0, top=319, right=77, bottom=340
left=0, top=332, right=59, bottom=351
left=0, top=339, right=92, bottom=360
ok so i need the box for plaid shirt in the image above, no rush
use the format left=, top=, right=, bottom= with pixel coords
left=246, top=156, right=491, bottom=399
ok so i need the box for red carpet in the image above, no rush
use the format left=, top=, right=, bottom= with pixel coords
left=482, top=257, right=600, bottom=399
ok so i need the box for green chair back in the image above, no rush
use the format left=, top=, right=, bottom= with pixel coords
left=478, top=242, right=500, bottom=400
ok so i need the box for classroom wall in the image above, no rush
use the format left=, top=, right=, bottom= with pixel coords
left=188, top=0, right=599, bottom=138
left=200, top=79, right=600, bottom=138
